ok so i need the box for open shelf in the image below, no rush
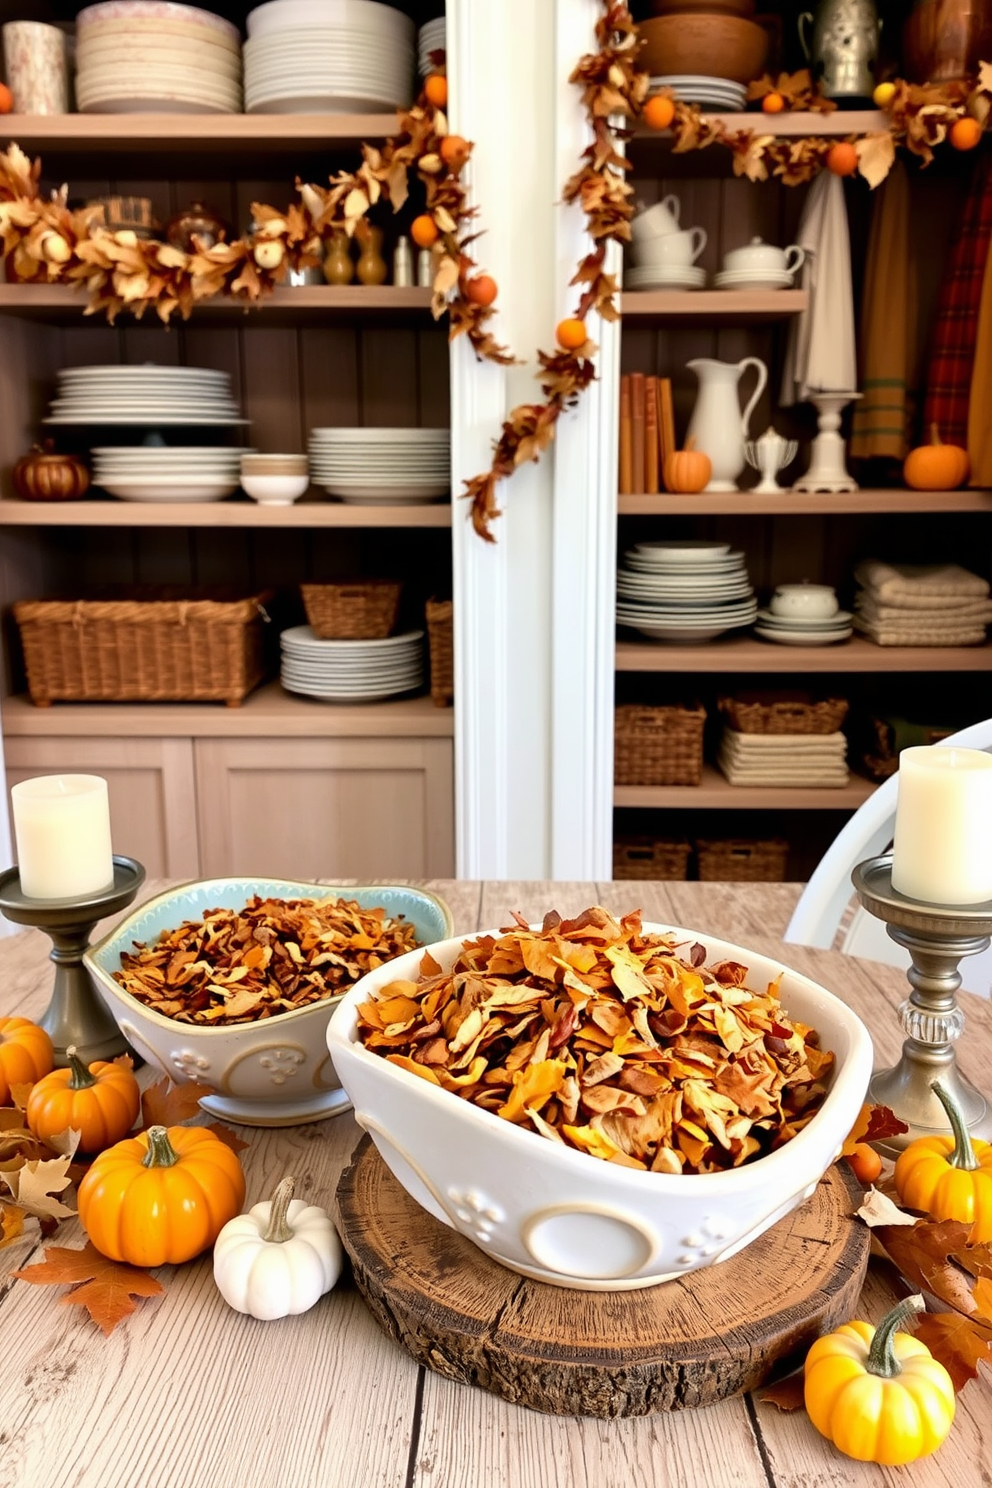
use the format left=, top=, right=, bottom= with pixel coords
left=631, top=110, right=885, bottom=143
left=620, top=289, right=807, bottom=320
left=0, top=284, right=433, bottom=324
left=0, top=499, right=452, bottom=528
left=614, top=765, right=876, bottom=811
left=618, top=489, right=992, bottom=516
left=1, top=112, right=400, bottom=153
left=615, top=634, right=992, bottom=673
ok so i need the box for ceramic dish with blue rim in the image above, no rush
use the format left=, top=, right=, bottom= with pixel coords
left=84, top=877, right=453, bottom=1128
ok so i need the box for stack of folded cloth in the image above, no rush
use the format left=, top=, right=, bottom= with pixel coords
left=717, top=728, right=850, bottom=788
left=853, top=561, right=992, bottom=647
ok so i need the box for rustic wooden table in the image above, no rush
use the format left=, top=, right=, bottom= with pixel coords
left=2, top=878, right=991, bottom=1488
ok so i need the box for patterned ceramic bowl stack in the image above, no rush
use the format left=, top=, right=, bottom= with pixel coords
left=75, top=1, right=242, bottom=114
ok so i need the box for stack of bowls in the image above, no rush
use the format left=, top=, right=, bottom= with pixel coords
left=418, top=16, right=445, bottom=76
left=75, top=2, right=242, bottom=114
left=628, top=194, right=707, bottom=291
left=308, top=427, right=450, bottom=504
left=638, top=2, right=769, bottom=87
left=240, top=452, right=310, bottom=506
left=755, top=585, right=853, bottom=646
left=244, top=0, right=415, bottom=114
left=91, top=445, right=244, bottom=503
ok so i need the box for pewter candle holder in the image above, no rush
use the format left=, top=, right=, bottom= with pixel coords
left=851, top=853, right=992, bottom=1155
left=0, top=855, right=145, bottom=1066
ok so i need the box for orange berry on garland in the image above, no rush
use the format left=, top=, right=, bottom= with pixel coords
left=762, top=91, right=785, bottom=114
left=465, top=274, right=497, bottom=308
left=556, top=317, right=587, bottom=352
left=826, top=141, right=858, bottom=176
left=440, top=134, right=471, bottom=170
left=0, top=83, right=12, bottom=115
left=411, top=214, right=439, bottom=249
left=424, top=73, right=448, bottom=108
left=950, top=116, right=983, bottom=151
left=643, top=94, right=675, bottom=131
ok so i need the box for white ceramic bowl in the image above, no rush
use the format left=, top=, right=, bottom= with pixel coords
left=630, top=193, right=682, bottom=243
left=771, top=584, right=839, bottom=619
left=328, top=922, right=873, bottom=1290
left=84, top=876, right=454, bottom=1126
left=633, top=225, right=707, bottom=267
left=240, top=472, right=310, bottom=505
left=723, top=237, right=805, bottom=277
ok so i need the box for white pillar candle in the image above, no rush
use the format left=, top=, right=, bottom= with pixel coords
left=891, top=747, right=992, bottom=905
left=11, top=774, right=114, bottom=900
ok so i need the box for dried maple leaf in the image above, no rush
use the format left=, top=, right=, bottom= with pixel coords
left=140, top=1075, right=215, bottom=1130
left=14, top=1242, right=163, bottom=1336
left=856, top=132, right=896, bottom=189
left=840, top=1101, right=906, bottom=1157
left=876, top=1219, right=978, bottom=1317
left=756, top=1371, right=806, bottom=1411
left=206, top=1122, right=250, bottom=1155
left=1, top=1155, right=74, bottom=1221
left=915, top=1311, right=992, bottom=1393
left=856, top=1187, right=917, bottom=1228
left=0, top=1200, right=31, bottom=1249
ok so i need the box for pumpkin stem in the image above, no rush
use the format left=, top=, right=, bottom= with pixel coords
left=932, top=1079, right=979, bottom=1172
left=65, top=1045, right=97, bottom=1091
left=142, top=1125, right=180, bottom=1169
left=684, top=436, right=696, bottom=452
left=865, top=1294, right=925, bottom=1378
left=930, top=422, right=942, bottom=446
left=263, top=1176, right=297, bottom=1243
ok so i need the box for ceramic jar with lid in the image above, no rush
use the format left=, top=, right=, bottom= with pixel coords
left=723, top=238, right=805, bottom=277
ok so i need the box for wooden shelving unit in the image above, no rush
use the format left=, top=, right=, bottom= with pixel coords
left=0, top=284, right=432, bottom=323
left=614, top=766, right=876, bottom=811
left=621, top=289, right=807, bottom=320
left=632, top=110, right=884, bottom=143
left=615, top=635, right=992, bottom=674
left=619, top=489, right=992, bottom=516
left=0, top=112, right=399, bottom=153
left=0, top=500, right=452, bottom=528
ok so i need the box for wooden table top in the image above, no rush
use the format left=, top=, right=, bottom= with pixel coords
left=2, top=878, right=991, bottom=1488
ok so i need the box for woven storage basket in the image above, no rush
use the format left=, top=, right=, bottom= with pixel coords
left=301, top=581, right=400, bottom=640
left=14, top=591, right=273, bottom=707
left=613, top=837, right=691, bottom=881
left=614, top=703, right=706, bottom=787
left=719, top=696, right=849, bottom=735
left=426, top=599, right=453, bottom=708
left=696, top=838, right=790, bottom=883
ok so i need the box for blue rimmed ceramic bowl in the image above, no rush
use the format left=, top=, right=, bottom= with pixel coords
left=84, top=877, right=453, bottom=1127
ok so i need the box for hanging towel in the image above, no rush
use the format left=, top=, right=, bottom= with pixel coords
left=968, top=217, right=992, bottom=486
left=850, top=161, right=916, bottom=460
left=781, top=172, right=857, bottom=405
left=922, top=154, right=992, bottom=447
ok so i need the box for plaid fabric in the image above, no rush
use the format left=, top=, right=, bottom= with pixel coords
left=923, top=154, right=992, bottom=445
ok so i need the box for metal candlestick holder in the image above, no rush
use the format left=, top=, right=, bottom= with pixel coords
left=852, top=853, right=992, bottom=1155
left=0, top=856, right=145, bottom=1066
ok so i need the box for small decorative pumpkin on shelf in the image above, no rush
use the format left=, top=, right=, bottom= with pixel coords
left=77, top=1124, right=246, bottom=1267
left=894, top=1079, right=992, bottom=1242
left=804, top=1294, right=955, bottom=1465
left=903, top=425, right=970, bottom=491
left=13, top=441, right=90, bottom=502
left=663, top=438, right=712, bottom=495
left=26, top=1045, right=140, bottom=1154
left=213, top=1175, right=343, bottom=1320
left=0, top=1015, right=53, bottom=1105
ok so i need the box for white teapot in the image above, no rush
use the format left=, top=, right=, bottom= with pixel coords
left=723, top=237, right=805, bottom=278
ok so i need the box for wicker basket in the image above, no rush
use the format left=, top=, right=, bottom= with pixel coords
left=426, top=598, right=453, bottom=708
left=613, top=837, right=691, bottom=881
left=696, top=838, right=790, bottom=883
left=14, top=591, right=273, bottom=707
left=719, top=696, right=849, bottom=735
left=614, top=703, right=706, bottom=787
left=301, top=581, right=401, bottom=640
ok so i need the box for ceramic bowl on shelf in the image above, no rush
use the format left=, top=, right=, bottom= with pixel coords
left=84, top=876, right=454, bottom=1128
left=241, top=472, right=310, bottom=505
left=327, top=923, right=872, bottom=1290
left=771, top=584, right=839, bottom=619
left=637, top=14, right=770, bottom=85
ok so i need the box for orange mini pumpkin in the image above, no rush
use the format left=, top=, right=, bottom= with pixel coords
left=664, top=440, right=712, bottom=494
left=0, top=1017, right=53, bottom=1105
left=27, top=1045, right=140, bottom=1153
left=904, top=424, right=970, bottom=491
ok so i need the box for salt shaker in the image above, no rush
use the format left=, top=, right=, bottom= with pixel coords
left=393, top=235, right=414, bottom=288
left=417, top=246, right=434, bottom=288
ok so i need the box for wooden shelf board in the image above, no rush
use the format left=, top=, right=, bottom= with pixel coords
left=1, top=112, right=399, bottom=152
left=0, top=499, right=452, bottom=528
left=618, top=489, right=992, bottom=516
left=0, top=284, right=433, bottom=323
left=631, top=110, right=884, bottom=142
left=615, top=633, right=992, bottom=673
left=1, top=682, right=454, bottom=740
left=615, top=765, right=876, bottom=811
left=620, top=289, right=807, bottom=320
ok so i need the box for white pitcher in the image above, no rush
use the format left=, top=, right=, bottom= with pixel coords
left=686, top=356, right=769, bottom=492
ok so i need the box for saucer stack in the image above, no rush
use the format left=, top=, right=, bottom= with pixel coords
left=76, top=2, right=242, bottom=114
left=418, top=16, right=445, bottom=76
left=280, top=625, right=424, bottom=702
left=717, top=728, right=850, bottom=788
left=629, top=194, right=707, bottom=291
left=308, top=428, right=449, bottom=503
left=45, top=365, right=245, bottom=428
left=755, top=608, right=853, bottom=646
left=649, top=76, right=746, bottom=110
left=91, top=445, right=244, bottom=502
left=244, top=0, right=415, bottom=113
left=616, top=541, right=757, bottom=642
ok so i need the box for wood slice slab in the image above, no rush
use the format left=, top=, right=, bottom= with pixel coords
left=335, top=1136, right=870, bottom=1418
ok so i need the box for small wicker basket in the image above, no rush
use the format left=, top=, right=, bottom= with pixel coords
left=696, top=838, right=790, bottom=883
left=426, top=599, right=453, bottom=708
left=719, top=696, right=849, bottom=735
left=613, top=837, right=691, bottom=881
left=301, top=581, right=401, bottom=640
left=614, top=703, right=706, bottom=787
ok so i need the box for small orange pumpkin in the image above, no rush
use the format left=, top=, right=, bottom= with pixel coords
left=13, top=442, right=90, bottom=502
left=904, top=425, right=970, bottom=491
left=663, top=439, right=712, bottom=494
left=27, top=1045, right=140, bottom=1153
left=0, top=1017, right=54, bottom=1105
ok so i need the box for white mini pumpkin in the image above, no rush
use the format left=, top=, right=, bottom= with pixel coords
left=213, top=1176, right=342, bottom=1320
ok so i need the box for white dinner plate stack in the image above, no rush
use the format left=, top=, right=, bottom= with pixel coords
left=418, top=16, right=445, bottom=76
left=280, top=625, right=424, bottom=701
left=244, top=0, right=415, bottom=113
left=754, top=608, right=854, bottom=646
left=616, top=541, right=758, bottom=642
left=308, top=428, right=450, bottom=503
left=76, top=2, right=243, bottom=115
left=650, top=76, right=747, bottom=111
left=91, top=445, right=245, bottom=503
left=45, top=365, right=246, bottom=428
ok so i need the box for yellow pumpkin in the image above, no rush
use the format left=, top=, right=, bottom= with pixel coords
left=663, top=440, right=711, bottom=494
left=26, top=1045, right=140, bottom=1153
left=895, top=1079, right=992, bottom=1242
left=903, top=425, right=970, bottom=491
left=0, top=1016, right=54, bottom=1105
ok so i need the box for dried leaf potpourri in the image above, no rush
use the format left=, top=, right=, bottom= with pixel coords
left=115, top=896, right=421, bottom=1027
left=357, top=907, right=835, bottom=1175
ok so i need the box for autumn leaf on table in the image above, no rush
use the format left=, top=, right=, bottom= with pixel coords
left=13, top=1242, right=164, bottom=1337
left=856, top=1186, right=918, bottom=1228
left=915, top=1311, right=992, bottom=1393
left=1, top=1154, right=74, bottom=1221
left=756, top=1371, right=806, bottom=1412
left=140, top=1075, right=216, bottom=1130
left=0, top=1199, right=38, bottom=1251
left=206, top=1122, right=249, bottom=1156
left=876, top=1219, right=980, bottom=1317
left=840, top=1101, right=907, bottom=1158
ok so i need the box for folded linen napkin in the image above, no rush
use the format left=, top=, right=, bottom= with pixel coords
left=855, top=595, right=992, bottom=624
left=854, top=560, right=990, bottom=604
left=718, top=760, right=851, bottom=788
left=721, top=729, right=848, bottom=753
left=854, top=617, right=990, bottom=646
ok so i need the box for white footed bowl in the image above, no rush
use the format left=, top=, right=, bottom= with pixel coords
left=328, top=924, right=872, bottom=1289
left=240, top=472, right=310, bottom=505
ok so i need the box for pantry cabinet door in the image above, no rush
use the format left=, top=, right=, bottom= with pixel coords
left=3, top=736, right=199, bottom=878
left=193, top=736, right=455, bottom=880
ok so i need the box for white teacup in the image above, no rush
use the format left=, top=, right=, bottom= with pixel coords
left=634, top=226, right=707, bottom=268
left=723, top=237, right=805, bottom=277
left=771, top=584, right=839, bottom=620
left=631, top=194, right=682, bottom=244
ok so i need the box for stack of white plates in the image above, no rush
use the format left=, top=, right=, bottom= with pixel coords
left=418, top=16, right=445, bottom=77
left=616, top=541, right=757, bottom=642
left=45, top=366, right=246, bottom=428
left=714, top=269, right=796, bottom=292
left=650, top=76, right=747, bottom=111
left=308, top=428, right=449, bottom=503
left=755, top=609, right=854, bottom=646
left=91, top=445, right=245, bottom=503
left=76, top=2, right=242, bottom=115
left=625, top=265, right=706, bottom=291
left=280, top=625, right=424, bottom=701
left=244, top=0, right=414, bottom=114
